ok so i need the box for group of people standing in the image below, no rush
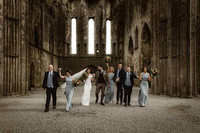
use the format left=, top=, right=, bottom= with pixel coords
left=42, top=63, right=151, bottom=112
left=104, top=63, right=151, bottom=107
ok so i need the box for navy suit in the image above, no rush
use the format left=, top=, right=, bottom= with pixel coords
left=122, top=72, right=138, bottom=105
left=113, top=68, right=126, bottom=103
left=42, top=71, right=60, bottom=109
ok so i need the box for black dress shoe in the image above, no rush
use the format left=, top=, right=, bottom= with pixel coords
left=128, top=104, right=131, bottom=106
left=116, top=101, right=119, bottom=104
left=100, top=103, right=105, bottom=106
left=124, top=104, right=127, bottom=107
left=44, top=108, right=49, bottom=112
left=53, top=106, right=56, bottom=109
left=120, top=102, right=123, bottom=105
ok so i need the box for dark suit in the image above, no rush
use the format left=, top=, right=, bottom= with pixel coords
left=122, top=72, right=138, bottom=105
left=113, top=68, right=126, bottom=103
left=42, top=71, right=60, bottom=109
left=95, top=70, right=109, bottom=103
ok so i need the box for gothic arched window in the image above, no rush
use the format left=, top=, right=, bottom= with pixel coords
left=88, top=18, right=95, bottom=54
left=106, top=20, right=111, bottom=54
left=71, top=18, right=77, bottom=54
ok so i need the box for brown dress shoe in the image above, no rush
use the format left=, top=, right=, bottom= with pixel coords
left=53, top=106, right=56, bottom=109
left=116, top=101, right=119, bottom=104
left=120, top=102, right=123, bottom=105
left=44, top=108, right=49, bottom=112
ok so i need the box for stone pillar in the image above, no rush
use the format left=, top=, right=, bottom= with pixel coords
left=179, top=0, right=190, bottom=97
left=0, top=0, right=3, bottom=97
left=167, top=0, right=173, bottom=96
left=197, top=0, right=200, bottom=96
left=20, top=0, right=27, bottom=95
left=101, top=0, right=106, bottom=55
left=189, top=0, right=197, bottom=97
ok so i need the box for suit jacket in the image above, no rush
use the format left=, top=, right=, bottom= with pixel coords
left=95, top=70, right=109, bottom=86
left=113, top=68, right=126, bottom=86
left=42, top=71, right=60, bottom=89
left=122, top=72, right=138, bottom=88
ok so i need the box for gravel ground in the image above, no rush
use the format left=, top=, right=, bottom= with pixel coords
left=0, top=85, right=200, bottom=133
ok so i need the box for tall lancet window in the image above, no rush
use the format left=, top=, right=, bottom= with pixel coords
left=106, top=20, right=111, bottom=54
left=71, top=18, right=77, bottom=54
left=88, top=18, right=95, bottom=54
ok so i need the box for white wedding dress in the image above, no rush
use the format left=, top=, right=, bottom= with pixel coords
left=81, top=74, right=93, bottom=106
left=59, top=68, right=93, bottom=106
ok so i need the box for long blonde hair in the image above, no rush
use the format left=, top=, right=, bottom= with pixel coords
left=108, top=66, right=114, bottom=73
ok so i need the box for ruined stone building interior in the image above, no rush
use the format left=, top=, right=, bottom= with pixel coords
left=0, top=0, right=200, bottom=132
left=0, top=0, right=199, bottom=98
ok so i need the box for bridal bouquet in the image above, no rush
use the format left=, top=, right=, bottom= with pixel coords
left=81, top=72, right=88, bottom=81
left=150, top=69, right=159, bottom=78
left=105, top=56, right=111, bottom=63
left=73, top=79, right=81, bottom=87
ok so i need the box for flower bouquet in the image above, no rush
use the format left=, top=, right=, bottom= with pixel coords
left=105, top=56, right=111, bottom=63
left=81, top=72, right=88, bottom=82
left=73, top=79, right=81, bottom=87
left=150, top=69, right=159, bottom=78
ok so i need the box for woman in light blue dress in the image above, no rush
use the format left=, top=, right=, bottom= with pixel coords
left=138, top=67, right=151, bottom=107
left=59, top=69, right=74, bottom=112
left=105, top=64, right=115, bottom=103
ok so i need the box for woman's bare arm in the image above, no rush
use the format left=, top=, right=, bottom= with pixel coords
left=148, top=73, right=151, bottom=81
left=59, top=70, right=66, bottom=79
left=106, top=63, right=110, bottom=73
left=91, top=74, right=95, bottom=81
left=140, top=73, right=142, bottom=81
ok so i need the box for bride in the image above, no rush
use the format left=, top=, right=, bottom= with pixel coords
left=81, top=68, right=95, bottom=106
left=60, top=67, right=95, bottom=106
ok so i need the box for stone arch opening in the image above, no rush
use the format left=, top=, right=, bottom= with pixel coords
left=128, top=36, right=134, bottom=55
left=135, top=27, right=139, bottom=49
left=141, top=23, right=151, bottom=70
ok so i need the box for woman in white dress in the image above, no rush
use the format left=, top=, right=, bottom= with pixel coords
left=81, top=68, right=95, bottom=106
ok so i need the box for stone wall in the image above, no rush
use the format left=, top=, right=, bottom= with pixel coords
left=59, top=0, right=124, bottom=73
left=0, top=0, right=199, bottom=98
left=0, top=0, right=66, bottom=97
left=123, top=0, right=151, bottom=86
left=123, top=0, right=200, bottom=97
left=27, top=0, right=65, bottom=89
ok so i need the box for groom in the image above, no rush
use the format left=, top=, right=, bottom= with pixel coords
left=113, top=63, right=126, bottom=105
left=42, top=65, right=60, bottom=112
left=95, top=65, right=110, bottom=106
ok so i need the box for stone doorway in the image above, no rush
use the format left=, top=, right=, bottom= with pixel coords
left=141, top=23, right=151, bottom=71
left=128, top=36, right=134, bottom=72
left=128, top=36, right=134, bottom=55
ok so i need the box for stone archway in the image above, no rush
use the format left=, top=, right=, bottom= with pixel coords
left=141, top=23, right=151, bottom=70
left=128, top=36, right=134, bottom=55
left=127, top=36, right=134, bottom=72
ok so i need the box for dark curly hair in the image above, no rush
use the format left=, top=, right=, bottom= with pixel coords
left=142, top=66, right=148, bottom=72
left=65, top=70, right=72, bottom=75
left=86, top=68, right=93, bottom=74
